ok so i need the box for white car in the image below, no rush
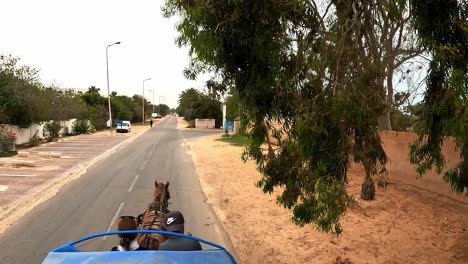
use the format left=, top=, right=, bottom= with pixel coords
left=116, top=121, right=131, bottom=133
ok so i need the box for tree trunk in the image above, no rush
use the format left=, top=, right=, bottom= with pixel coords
left=379, top=66, right=394, bottom=131
left=361, top=168, right=375, bottom=200
left=378, top=112, right=392, bottom=131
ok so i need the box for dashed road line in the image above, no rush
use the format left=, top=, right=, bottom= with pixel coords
left=0, top=185, right=8, bottom=191
left=103, top=202, right=125, bottom=240
left=128, top=174, right=139, bottom=192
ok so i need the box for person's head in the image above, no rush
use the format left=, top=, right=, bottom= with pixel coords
left=117, top=216, right=138, bottom=250
left=164, top=211, right=185, bottom=234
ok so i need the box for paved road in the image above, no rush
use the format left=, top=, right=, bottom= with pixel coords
left=0, top=117, right=234, bottom=264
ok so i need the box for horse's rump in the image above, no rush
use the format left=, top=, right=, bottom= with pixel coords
left=137, top=206, right=167, bottom=250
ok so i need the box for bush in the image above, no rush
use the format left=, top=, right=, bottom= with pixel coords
left=72, top=119, right=93, bottom=135
left=43, top=121, right=61, bottom=142
left=187, top=120, right=195, bottom=128
left=0, top=128, right=17, bottom=151
left=29, top=131, right=41, bottom=146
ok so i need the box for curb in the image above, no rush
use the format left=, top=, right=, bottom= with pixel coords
left=0, top=128, right=151, bottom=234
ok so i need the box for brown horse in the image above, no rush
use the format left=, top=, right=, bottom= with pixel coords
left=136, top=180, right=170, bottom=250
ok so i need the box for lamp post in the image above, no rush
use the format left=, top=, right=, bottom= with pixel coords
left=148, top=89, right=155, bottom=115
left=106, top=41, right=121, bottom=136
left=142, top=78, right=151, bottom=125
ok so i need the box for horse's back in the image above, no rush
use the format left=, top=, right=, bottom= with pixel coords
left=138, top=208, right=166, bottom=250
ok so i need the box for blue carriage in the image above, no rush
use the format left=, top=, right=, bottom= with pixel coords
left=42, top=230, right=237, bottom=264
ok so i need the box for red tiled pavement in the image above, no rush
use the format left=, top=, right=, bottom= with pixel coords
left=0, top=134, right=129, bottom=211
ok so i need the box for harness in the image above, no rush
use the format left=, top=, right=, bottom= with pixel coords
left=138, top=186, right=168, bottom=249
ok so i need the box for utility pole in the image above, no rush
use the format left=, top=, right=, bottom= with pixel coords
left=142, top=78, right=151, bottom=125
left=106, top=41, right=121, bottom=136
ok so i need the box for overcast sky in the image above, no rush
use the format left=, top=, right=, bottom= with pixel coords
left=0, top=0, right=207, bottom=108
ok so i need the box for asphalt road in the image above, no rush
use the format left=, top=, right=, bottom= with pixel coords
left=0, top=117, right=235, bottom=264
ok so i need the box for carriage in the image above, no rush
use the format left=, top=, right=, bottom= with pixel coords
left=42, top=181, right=237, bottom=263
left=42, top=230, right=237, bottom=263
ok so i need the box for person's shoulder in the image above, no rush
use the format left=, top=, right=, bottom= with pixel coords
left=183, top=237, right=202, bottom=250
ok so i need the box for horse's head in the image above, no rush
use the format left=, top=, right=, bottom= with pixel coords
left=154, top=180, right=170, bottom=205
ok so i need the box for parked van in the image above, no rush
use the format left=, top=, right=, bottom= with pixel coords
left=116, top=120, right=131, bottom=133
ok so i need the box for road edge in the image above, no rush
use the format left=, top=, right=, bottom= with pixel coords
left=177, top=129, right=241, bottom=263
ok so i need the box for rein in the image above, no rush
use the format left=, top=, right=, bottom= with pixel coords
left=139, top=185, right=168, bottom=228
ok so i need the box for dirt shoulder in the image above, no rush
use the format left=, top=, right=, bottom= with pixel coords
left=188, top=133, right=468, bottom=264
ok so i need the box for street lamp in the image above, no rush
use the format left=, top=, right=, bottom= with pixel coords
left=142, top=78, right=151, bottom=125
left=106, top=41, right=121, bottom=136
left=148, top=89, right=155, bottom=115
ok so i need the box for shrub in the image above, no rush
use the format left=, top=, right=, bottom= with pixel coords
left=29, top=131, right=41, bottom=146
left=0, top=129, right=17, bottom=151
left=72, top=119, right=93, bottom=135
left=187, top=120, right=195, bottom=128
left=43, top=121, right=61, bottom=142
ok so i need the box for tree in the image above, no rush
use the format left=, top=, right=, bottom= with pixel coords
left=176, top=88, right=201, bottom=117
left=156, top=104, right=170, bottom=116
left=165, top=0, right=468, bottom=234
left=177, top=88, right=222, bottom=126
left=224, top=90, right=240, bottom=122
left=0, top=55, right=84, bottom=127
left=362, top=0, right=424, bottom=131
left=409, top=0, right=468, bottom=194
left=165, top=0, right=359, bottom=233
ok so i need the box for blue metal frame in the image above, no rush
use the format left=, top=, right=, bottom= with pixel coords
left=51, top=230, right=236, bottom=264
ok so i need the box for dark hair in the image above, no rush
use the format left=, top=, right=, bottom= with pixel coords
left=118, top=216, right=138, bottom=250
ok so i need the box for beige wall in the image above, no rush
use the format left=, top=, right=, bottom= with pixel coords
left=195, top=119, right=215, bottom=128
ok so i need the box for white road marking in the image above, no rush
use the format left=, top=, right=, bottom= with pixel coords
left=0, top=185, right=8, bottom=191
left=140, top=158, right=148, bottom=170
left=0, top=174, right=36, bottom=177
left=140, top=145, right=157, bottom=170
left=128, top=174, right=139, bottom=192
left=103, top=202, right=125, bottom=240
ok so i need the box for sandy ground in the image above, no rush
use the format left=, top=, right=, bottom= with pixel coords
left=188, top=131, right=468, bottom=264
left=177, top=117, right=189, bottom=129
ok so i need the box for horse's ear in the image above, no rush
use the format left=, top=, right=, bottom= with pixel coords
left=155, top=180, right=158, bottom=187
left=165, top=181, right=169, bottom=188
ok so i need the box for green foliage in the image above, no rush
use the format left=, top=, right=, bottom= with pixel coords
left=0, top=55, right=86, bottom=127
left=177, top=88, right=222, bottom=126
left=217, top=134, right=250, bottom=147
left=72, top=119, right=93, bottom=135
left=409, top=0, right=468, bottom=194
left=166, top=0, right=395, bottom=234
left=0, top=54, right=156, bottom=135
left=43, top=121, right=61, bottom=142
left=0, top=150, right=17, bottom=157
left=390, top=109, right=414, bottom=132
left=224, top=91, right=240, bottom=122
left=157, top=104, right=170, bottom=116
left=0, top=128, right=17, bottom=151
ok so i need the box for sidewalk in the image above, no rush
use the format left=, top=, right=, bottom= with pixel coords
left=0, top=125, right=151, bottom=234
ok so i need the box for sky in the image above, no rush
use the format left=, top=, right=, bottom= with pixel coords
left=0, top=0, right=208, bottom=109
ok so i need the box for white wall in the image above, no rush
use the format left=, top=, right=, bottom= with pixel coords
left=2, top=118, right=77, bottom=145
